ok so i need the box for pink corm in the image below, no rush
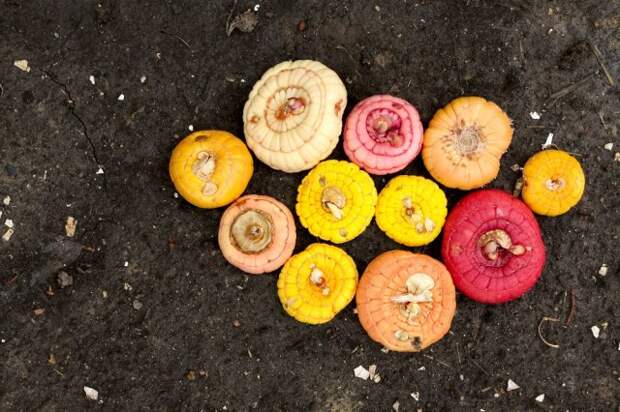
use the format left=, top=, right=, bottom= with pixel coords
left=343, top=95, right=423, bottom=175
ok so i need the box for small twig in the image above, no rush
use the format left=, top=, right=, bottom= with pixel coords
left=564, top=288, right=576, bottom=327
left=0, top=83, right=4, bottom=97
left=469, top=359, right=490, bottom=376
left=545, top=73, right=595, bottom=106
left=53, top=368, right=64, bottom=376
left=422, top=354, right=452, bottom=368
left=538, top=316, right=560, bottom=349
left=598, top=112, right=607, bottom=129
left=455, top=342, right=462, bottom=365
left=588, top=41, right=616, bottom=86
left=160, top=30, right=191, bottom=48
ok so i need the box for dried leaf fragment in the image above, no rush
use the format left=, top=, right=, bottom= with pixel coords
left=14, top=59, right=30, bottom=72
left=2, top=228, right=14, bottom=241
left=65, top=216, right=77, bottom=237
left=226, top=9, right=258, bottom=36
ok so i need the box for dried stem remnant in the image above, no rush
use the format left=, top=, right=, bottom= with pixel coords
left=322, top=186, right=346, bottom=220
left=193, top=151, right=218, bottom=195
left=478, top=229, right=526, bottom=260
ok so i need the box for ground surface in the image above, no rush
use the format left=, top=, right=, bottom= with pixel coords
left=1, top=1, right=619, bottom=411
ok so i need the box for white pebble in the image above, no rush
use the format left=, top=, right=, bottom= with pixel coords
left=392, top=401, right=399, bottom=412
left=3, top=196, right=10, bottom=206
left=188, top=125, right=194, bottom=131
left=96, top=167, right=104, bottom=175
left=117, top=94, right=125, bottom=101
left=353, top=365, right=370, bottom=380
left=604, top=143, right=613, bottom=151
left=173, top=192, right=179, bottom=199
left=535, top=394, right=545, bottom=402
left=253, top=4, right=260, bottom=11
left=598, top=264, right=608, bottom=276
left=541, top=133, right=554, bottom=149
left=124, top=261, right=129, bottom=267
left=83, top=386, right=99, bottom=401
left=591, top=325, right=600, bottom=338
left=410, top=392, right=420, bottom=401
left=89, top=75, right=95, bottom=85
left=4, top=219, right=14, bottom=228
left=507, top=379, right=520, bottom=391
left=529, top=111, right=541, bottom=120
left=140, top=75, right=147, bottom=83
left=417, top=366, right=425, bottom=371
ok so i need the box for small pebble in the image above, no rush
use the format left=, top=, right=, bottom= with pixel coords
left=529, top=111, right=541, bottom=120
left=598, top=264, right=608, bottom=276
left=535, top=394, right=545, bottom=402
left=253, top=4, right=260, bottom=11
left=188, top=125, right=194, bottom=131
left=140, top=75, right=147, bottom=83
left=233, top=320, right=241, bottom=327
left=117, top=94, right=125, bottom=101
left=3, top=196, right=11, bottom=206
left=133, top=300, right=143, bottom=310
left=96, top=167, right=104, bottom=175
left=411, top=392, right=420, bottom=401
left=354, top=365, right=370, bottom=380
left=591, top=325, right=600, bottom=338
left=507, top=379, right=520, bottom=391
left=89, top=75, right=95, bottom=85
left=615, top=152, right=620, bottom=162
left=83, top=386, right=99, bottom=401
left=4, top=219, right=14, bottom=228
left=604, top=143, right=613, bottom=151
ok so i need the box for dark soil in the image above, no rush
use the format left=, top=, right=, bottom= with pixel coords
left=1, top=1, right=619, bottom=411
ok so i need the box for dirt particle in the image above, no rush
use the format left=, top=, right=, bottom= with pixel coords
left=186, top=370, right=197, bottom=381
left=374, top=51, right=393, bottom=68
left=57, top=271, right=73, bottom=288
left=33, top=308, right=45, bottom=316
left=233, top=320, right=241, bottom=327
left=48, top=354, right=57, bottom=364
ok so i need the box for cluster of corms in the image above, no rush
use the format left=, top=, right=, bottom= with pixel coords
left=169, top=60, right=586, bottom=352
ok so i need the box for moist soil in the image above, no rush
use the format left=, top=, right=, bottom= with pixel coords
left=1, top=1, right=619, bottom=411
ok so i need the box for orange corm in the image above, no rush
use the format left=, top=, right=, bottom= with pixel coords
left=422, top=96, right=513, bottom=190
left=356, top=250, right=456, bottom=352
